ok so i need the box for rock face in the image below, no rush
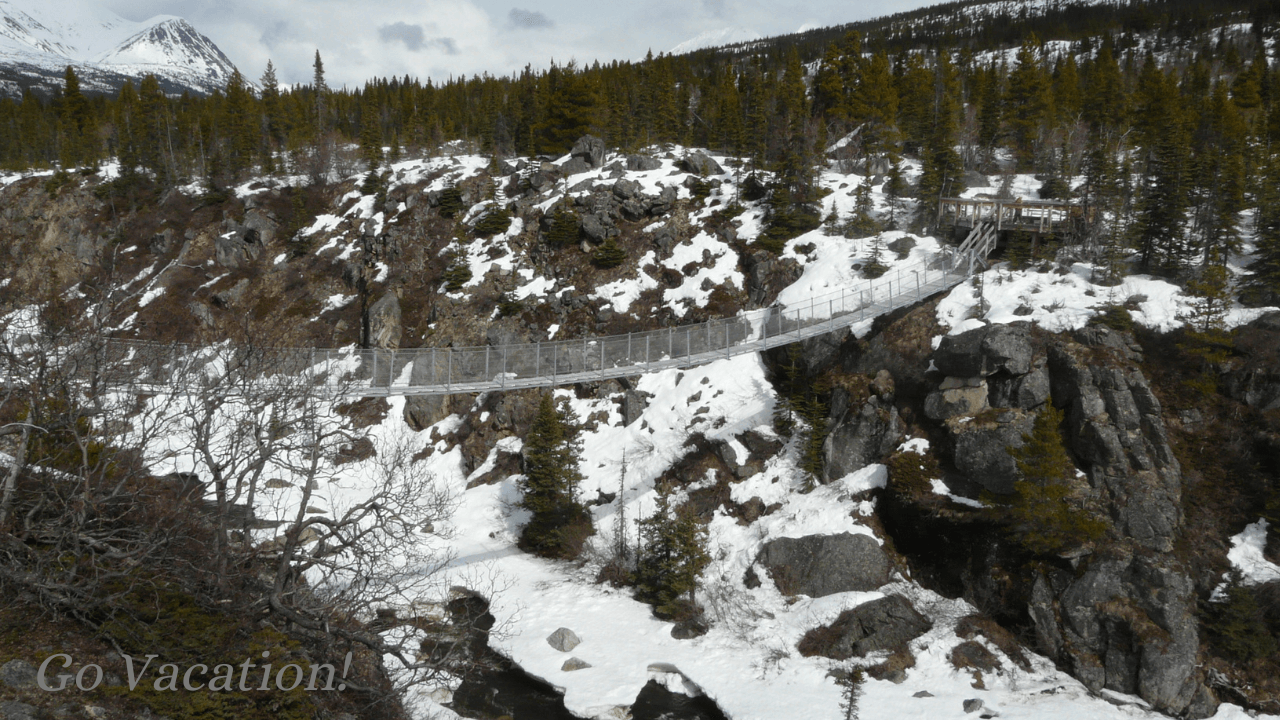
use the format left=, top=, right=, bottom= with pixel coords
left=924, top=377, right=989, bottom=420
left=921, top=323, right=1210, bottom=717
left=946, top=409, right=1034, bottom=495
left=804, top=595, right=932, bottom=660
left=756, top=533, right=891, bottom=596
left=823, top=387, right=903, bottom=481
left=1028, top=556, right=1202, bottom=714
left=1223, top=311, right=1280, bottom=411
left=365, top=291, right=402, bottom=349
left=933, top=324, right=1034, bottom=378
left=215, top=218, right=263, bottom=268
left=1049, top=332, right=1181, bottom=552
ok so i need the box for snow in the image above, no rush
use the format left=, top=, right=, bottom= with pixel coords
left=669, top=26, right=763, bottom=55
left=937, top=262, right=1278, bottom=335
left=1226, top=519, right=1280, bottom=586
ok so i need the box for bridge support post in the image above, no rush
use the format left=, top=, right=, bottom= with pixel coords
left=553, top=344, right=557, bottom=381
left=725, top=323, right=730, bottom=359
left=627, top=332, right=632, bottom=367
left=645, top=334, right=650, bottom=366
left=372, top=351, right=377, bottom=388
left=447, top=349, right=452, bottom=389
left=599, top=340, right=604, bottom=377
left=485, top=346, right=490, bottom=380
left=536, top=341, right=540, bottom=378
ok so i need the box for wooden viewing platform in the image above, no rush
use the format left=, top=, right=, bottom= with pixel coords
left=937, top=196, right=1089, bottom=237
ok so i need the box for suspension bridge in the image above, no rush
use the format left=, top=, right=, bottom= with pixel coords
left=82, top=220, right=1006, bottom=399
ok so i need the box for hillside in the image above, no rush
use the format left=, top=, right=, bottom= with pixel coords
left=1, top=0, right=1280, bottom=719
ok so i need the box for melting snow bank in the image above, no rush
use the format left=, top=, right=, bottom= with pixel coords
left=937, top=262, right=1278, bottom=336
left=1227, top=519, right=1280, bottom=586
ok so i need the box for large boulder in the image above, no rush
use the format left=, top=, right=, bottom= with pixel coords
left=365, top=291, right=402, bottom=349
left=626, top=154, right=663, bottom=171
left=933, top=324, right=1034, bottom=378
left=612, top=178, right=642, bottom=201
left=679, top=152, right=724, bottom=176
left=403, top=394, right=453, bottom=432
left=756, top=533, right=891, bottom=596
left=801, top=595, right=932, bottom=660
left=946, top=409, right=1034, bottom=495
left=824, top=393, right=903, bottom=481
left=560, top=156, right=592, bottom=176
left=570, top=135, right=606, bottom=169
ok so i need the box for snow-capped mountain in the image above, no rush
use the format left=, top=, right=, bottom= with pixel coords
left=669, top=26, right=763, bottom=55
left=0, top=0, right=239, bottom=99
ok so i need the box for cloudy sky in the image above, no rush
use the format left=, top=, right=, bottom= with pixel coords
left=101, top=0, right=936, bottom=87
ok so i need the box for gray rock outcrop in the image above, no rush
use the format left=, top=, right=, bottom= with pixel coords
left=933, top=324, right=1034, bottom=378
left=756, top=533, right=891, bottom=596
left=946, top=409, right=1034, bottom=495
left=626, top=154, right=663, bottom=171
left=1029, top=556, right=1201, bottom=714
left=1049, top=333, right=1181, bottom=552
left=804, top=595, right=932, bottom=659
left=824, top=386, right=903, bottom=481
left=214, top=221, right=263, bottom=268
left=365, top=291, right=402, bottom=349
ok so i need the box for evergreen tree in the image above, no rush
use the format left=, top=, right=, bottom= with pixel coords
left=58, top=66, right=95, bottom=170
left=1005, top=35, right=1051, bottom=169
left=1006, top=403, right=1106, bottom=555
left=592, top=237, right=626, bottom=268
left=259, top=60, right=282, bottom=174
left=518, top=394, right=593, bottom=559
left=917, top=51, right=964, bottom=223
left=546, top=202, right=581, bottom=247
left=635, top=481, right=709, bottom=619
left=1203, top=573, right=1276, bottom=663
left=1244, top=152, right=1280, bottom=305
left=359, top=92, right=384, bottom=174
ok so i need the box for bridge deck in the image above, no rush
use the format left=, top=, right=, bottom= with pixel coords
left=101, top=258, right=979, bottom=399
left=938, top=197, right=1086, bottom=235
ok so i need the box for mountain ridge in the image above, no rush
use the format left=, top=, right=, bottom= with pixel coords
left=0, top=0, right=240, bottom=98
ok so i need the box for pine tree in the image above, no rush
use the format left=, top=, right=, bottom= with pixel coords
left=1006, top=403, right=1106, bottom=555
left=1005, top=35, right=1050, bottom=169
left=635, top=481, right=709, bottom=619
left=519, top=394, right=593, bottom=559
left=546, top=202, right=581, bottom=247
left=58, top=66, right=95, bottom=170
left=1204, top=572, right=1276, bottom=663
left=1244, top=152, right=1280, bottom=305
left=259, top=61, right=281, bottom=174
left=359, top=92, right=384, bottom=175
left=592, top=237, right=626, bottom=268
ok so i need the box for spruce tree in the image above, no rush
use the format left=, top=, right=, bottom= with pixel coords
left=1005, top=35, right=1050, bottom=169
left=546, top=202, right=581, bottom=247
left=1006, top=403, right=1106, bottom=555
left=592, top=237, right=626, bottom=268
left=58, top=66, right=95, bottom=170
left=1244, top=152, right=1280, bottom=305
left=635, top=481, right=709, bottom=619
left=519, top=394, right=593, bottom=559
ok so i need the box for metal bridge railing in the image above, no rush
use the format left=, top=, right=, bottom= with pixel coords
left=66, top=249, right=985, bottom=398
